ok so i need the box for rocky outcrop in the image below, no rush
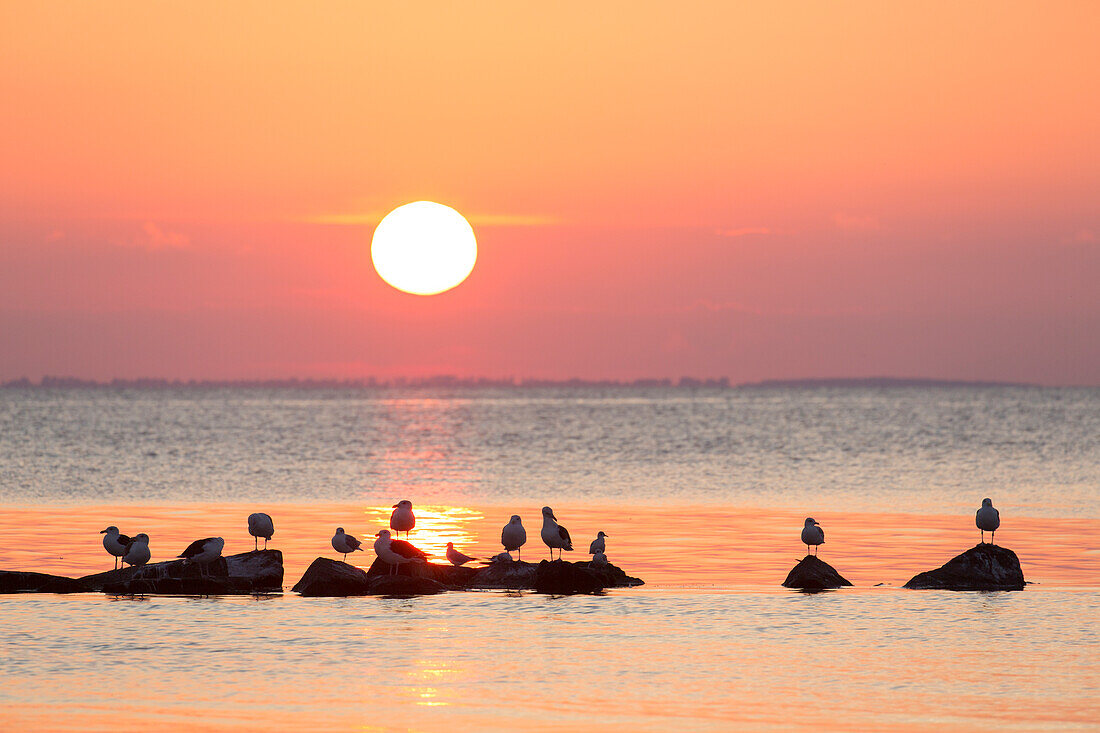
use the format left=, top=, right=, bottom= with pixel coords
left=782, top=555, right=853, bottom=590
left=0, top=570, right=89, bottom=594
left=904, top=544, right=1025, bottom=591
left=292, top=557, right=370, bottom=596
left=82, top=550, right=283, bottom=595
left=365, top=557, right=479, bottom=589
left=367, top=574, right=445, bottom=596
left=467, top=556, right=539, bottom=589
left=533, top=559, right=645, bottom=595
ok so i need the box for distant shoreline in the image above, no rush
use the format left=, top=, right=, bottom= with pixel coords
left=0, top=375, right=1053, bottom=389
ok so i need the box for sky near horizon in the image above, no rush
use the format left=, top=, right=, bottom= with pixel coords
left=1, top=3, right=1098, bottom=384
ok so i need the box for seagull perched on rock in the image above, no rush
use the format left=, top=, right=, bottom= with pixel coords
left=331, top=527, right=363, bottom=561
left=247, top=512, right=274, bottom=551
left=178, top=537, right=225, bottom=578
left=501, top=515, right=527, bottom=560
left=100, top=526, right=132, bottom=570
left=390, top=500, right=415, bottom=538
left=976, top=498, right=1001, bottom=544
left=801, top=518, right=825, bottom=556
left=374, top=530, right=429, bottom=575
left=589, top=531, right=608, bottom=555
left=591, top=551, right=608, bottom=567
left=446, top=542, right=476, bottom=567
left=122, top=533, right=150, bottom=570
left=540, top=506, right=573, bottom=560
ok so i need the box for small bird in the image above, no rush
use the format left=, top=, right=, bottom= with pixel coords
left=374, top=529, right=429, bottom=575
left=801, top=518, right=825, bottom=556
left=122, top=533, right=151, bottom=570
left=390, top=500, right=415, bottom=538
left=591, top=551, right=609, bottom=567
left=501, top=515, right=527, bottom=560
left=100, top=526, right=132, bottom=570
left=976, top=498, right=1001, bottom=544
left=178, top=537, right=225, bottom=577
left=540, top=506, right=573, bottom=560
left=247, top=512, right=274, bottom=551
left=331, top=527, right=363, bottom=561
left=589, top=531, right=608, bottom=555
left=446, top=542, right=476, bottom=566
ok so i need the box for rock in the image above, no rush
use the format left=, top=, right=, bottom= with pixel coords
left=532, top=559, right=645, bottom=594
left=365, top=558, right=479, bottom=589
left=467, top=558, right=539, bottom=589
left=367, top=574, right=444, bottom=596
left=292, top=557, right=371, bottom=596
left=904, top=543, right=1025, bottom=591
left=0, top=570, right=89, bottom=594
left=82, top=550, right=284, bottom=595
left=782, top=555, right=853, bottom=590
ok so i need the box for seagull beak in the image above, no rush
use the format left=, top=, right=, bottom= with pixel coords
left=99, top=529, right=107, bottom=534
left=375, top=532, right=382, bottom=536
left=392, top=504, right=398, bottom=508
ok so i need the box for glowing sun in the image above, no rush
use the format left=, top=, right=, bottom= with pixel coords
left=371, top=201, right=477, bottom=295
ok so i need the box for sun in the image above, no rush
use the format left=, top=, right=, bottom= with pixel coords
left=371, top=201, right=477, bottom=295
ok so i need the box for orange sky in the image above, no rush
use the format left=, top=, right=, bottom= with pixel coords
left=1, top=2, right=1098, bottom=383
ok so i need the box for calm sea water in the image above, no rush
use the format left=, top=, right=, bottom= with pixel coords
left=1, top=386, right=1098, bottom=731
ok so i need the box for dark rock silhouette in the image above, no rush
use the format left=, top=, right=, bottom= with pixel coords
left=782, top=555, right=853, bottom=590
left=469, top=558, right=539, bottom=589
left=85, top=550, right=283, bottom=595
left=365, top=557, right=479, bottom=589
left=292, top=557, right=370, bottom=596
left=367, top=574, right=444, bottom=596
left=904, top=544, right=1025, bottom=591
left=0, top=570, right=89, bottom=593
left=533, top=558, right=644, bottom=595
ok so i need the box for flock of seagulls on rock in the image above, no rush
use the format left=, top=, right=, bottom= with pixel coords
left=98, top=499, right=1005, bottom=572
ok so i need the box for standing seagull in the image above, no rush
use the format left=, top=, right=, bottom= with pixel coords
left=501, top=515, right=527, bottom=560
left=801, top=518, right=825, bottom=556
left=591, top=551, right=609, bottom=567
left=446, top=542, right=476, bottom=567
left=390, top=500, right=416, bottom=538
left=976, top=498, right=1001, bottom=544
left=374, top=530, right=429, bottom=575
left=540, top=506, right=573, bottom=560
left=100, top=526, right=132, bottom=570
left=247, top=512, right=274, bottom=551
left=331, top=527, right=363, bottom=561
left=122, top=533, right=151, bottom=570
left=589, top=531, right=609, bottom=555
left=178, top=537, right=225, bottom=578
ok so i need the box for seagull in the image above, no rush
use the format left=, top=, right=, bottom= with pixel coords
left=122, top=533, right=151, bottom=570
left=100, top=526, right=132, bottom=570
left=178, top=537, right=225, bottom=578
left=446, top=542, right=476, bottom=567
left=589, top=531, right=608, bottom=555
left=501, top=515, right=527, bottom=560
left=976, top=498, right=1001, bottom=544
left=591, top=551, right=608, bottom=567
left=801, top=518, right=825, bottom=556
left=390, top=500, right=415, bottom=538
left=247, top=512, right=274, bottom=551
left=540, top=506, right=573, bottom=560
left=331, top=527, right=363, bottom=562
left=374, top=530, right=429, bottom=575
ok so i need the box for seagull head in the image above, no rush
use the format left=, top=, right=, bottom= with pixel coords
left=541, top=506, right=555, bottom=519
left=597, top=531, right=608, bottom=538
left=393, top=500, right=413, bottom=509
left=134, top=533, right=149, bottom=543
left=981, top=498, right=993, bottom=507
left=375, top=529, right=392, bottom=539
left=509, top=515, right=523, bottom=525
left=804, top=517, right=819, bottom=526
left=446, top=542, right=454, bottom=549
left=100, top=526, right=119, bottom=535
left=335, top=527, right=345, bottom=535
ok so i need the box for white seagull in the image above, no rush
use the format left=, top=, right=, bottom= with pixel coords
left=390, top=500, right=416, bottom=538
left=122, top=533, right=151, bottom=570
left=248, top=512, right=274, bottom=551
left=178, top=537, right=225, bottom=577
left=446, top=542, right=477, bottom=567
left=501, top=515, right=527, bottom=560
left=100, top=526, right=132, bottom=570
left=331, top=527, right=363, bottom=562
left=801, top=518, right=825, bottom=556
left=540, top=506, right=573, bottom=560
left=976, top=498, right=1001, bottom=544
left=374, top=529, right=429, bottom=575
left=589, top=531, right=608, bottom=555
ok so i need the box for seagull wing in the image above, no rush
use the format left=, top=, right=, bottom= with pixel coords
left=117, top=533, right=132, bottom=546
left=558, top=525, right=573, bottom=550
left=390, top=539, right=430, bottom=559
left=178, top=538, right=215, bottom=558
left=346, top=534, right=363, bottom=551
left=456, top=551, right=476, bottom=563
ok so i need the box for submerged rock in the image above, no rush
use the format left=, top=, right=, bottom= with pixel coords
left=83, top=550, right=284, bottom=595
left=292, top=557, right=370, bottom=596
left=0, top=570, right=89, bottom=594
left=904, top=544, right=1025, bottom=591
left=782, top=555, right=853, bottom=590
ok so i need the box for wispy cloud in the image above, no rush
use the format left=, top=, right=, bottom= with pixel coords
left=715, top=226, right=771, bottom=238
left=305, top=211, right=558, bottom=227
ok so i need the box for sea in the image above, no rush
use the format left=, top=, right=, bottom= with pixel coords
left=1, top=385, right=1098, bottom=731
